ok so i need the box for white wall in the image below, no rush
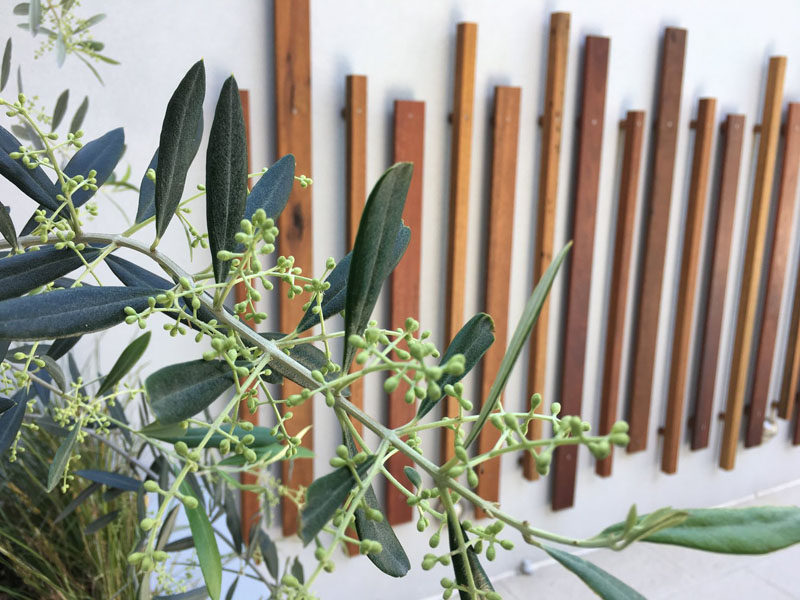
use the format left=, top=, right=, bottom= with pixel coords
left=4, top=1, right=800, bottom=598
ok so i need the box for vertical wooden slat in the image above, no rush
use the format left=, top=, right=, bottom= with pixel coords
left=442, top=22, right=477, bottom=461
left=596, top=110, right=645, bottom=477
left=345, top=75, right=368, bottom=249
left=690, top=114, right=746, bottom=449
left=523, top=11, right=571, bottom=481
left=748, top=103, right=800, bottom=441
left=343, top=75, right=367, bottom=444
left=274, top=0, right=313, bottom=535
left=781, top=281, right=800, bottom=420
left=386, top=100, right=425, bottom=525
left=721, top=56, right=786, bottom=470
left=522, top=13, right=570, bottom=479
left=794, top=400, right=800, bottom=444
left=552, top=36, right=609, bottom=511
left=474, top=87, right=521, bottom=517
left=626, top=27, right=687, bottom=452
left=237, top=89, right=260, bottom=544
left=661, top=98, right=716, bottom=474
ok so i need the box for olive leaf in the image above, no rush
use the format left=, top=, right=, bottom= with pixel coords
left=69, top=96, right=88, bottom=134
left=55, top=127, right=124, bottom=207
left=180, top=478, right=221, bottom=600
left=51, top=89, right=69, bottom=130
left=29, top=0, right=40, bottom=35
left=0, top=389, right=28, bottom=456
left=258, top=530, right=279, bottom=579
left=153, top=588, right=209, bottom=600
left=448, top=519, right=494, bottom=599
left=46, top=422, right=79, bottom=492
left=76, top=469, right=141, bottom=491
left=342, top=163, right=412, bottom=372
left=0, top=201, right=17, bottom=250
left=135, top=148, right=158, bottom=223
left=96, top=331, right=151, bottom=396
left=206, top=75, right=247, bottom=284
left=463, top=242, right=571, bottom=449
left=145, top=359, right=234, bottom=424
left=156, top=505, right=180, bottom=552
left=0, top=396, right=14, bottom=415
left=299, top=456, right=375, bottom=545
left=0, top=125, right=59, bottom=211
left=296, top=225, right=410, bottom=334
left=0, top=38, right=10, bottom=92
left=0, top=286, right=160, bottom=341
left=0, top=246, right=102, bottom=302
left=416, top=313, right=495, bottom=420
left=84, top=510, right=120, bottom=535
left=141, top=422, right=277, bottom=448
left=154, top=60, right=205, bottom=245
left=244, top=154, right=295, bottom=222
left=605, top=507, right=800, bottom=554
left=47, top=336, right=80, bottom=361
left=544, top=545, right=645, bottom=600
left=54, top=482, right=101, bottom=524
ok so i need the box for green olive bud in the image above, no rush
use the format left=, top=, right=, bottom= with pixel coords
left=143, top=480, right=160, bottom=493
left=139, top=518, right=155, bottom=531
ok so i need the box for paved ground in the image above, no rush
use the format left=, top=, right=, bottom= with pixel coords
left=491, top=481, right=800, bottom=599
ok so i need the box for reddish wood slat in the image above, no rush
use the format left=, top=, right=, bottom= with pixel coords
left=795, top=402, right=800, bottom=444
left=343, top=75, right=367, bottom=444
left=781, top=274, right=800, bottom=420
left=552, top=36, right=609, bottom=511
left=596, top=110, right=645, bottom=477
left=386, top=100, right=425, bottom=525
left=474, top=87, right=521, bottom=518
left=747, top=103, right=800, bottom=442
left=721, top=56, right=786, bottom=470
left=524, top=11, right=570, bottom=480
left=442, top=22, right=477, bottom=461
left=237, top=89, right=260, bottom=544
left=661, top=98, right=717, bottom=474
left=626, top=27, right=686, bottom=452
left=690, top=114, right=746, bottom=449
left=274, top=0, right=314, bottom=535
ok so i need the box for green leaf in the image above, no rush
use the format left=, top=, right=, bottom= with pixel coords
left=244, top=154, right=295, bottom=222
left=51, top=89, right=69, bottom=130
left=142, top=422, right=277, bottom=448
left=0, top=246, right=99, bottom=301
left=403, top=466, right=421, bottom=489
left=0, top=389, right=28, bottom=456
left=258, top=333, right=335, bottom=387
left=84, top=509, right=120, bottom=535
left=299, top=456, right=375, bottom=545
left=342, top=163, right=412, bottom=371
left=56, top=127, right=124, bottom=207
left=76, top=469, right=141, bottom=491
left=0, top=38, right=10, bottom=92
left=40, top=354, right=66, bottom=391
left=544, top=545, right=645, bottom=600
left=627, top=507, right=800, bottom=554
left=46, top=421, right=79, bottom=492
left=417, top=313, right=494, bottom=419
left=154, top=60, right=205, bottom=244
left=224, top=579, right=238, bottom=600
left=69, top=96, right=88, bottom=134
left=447, top=519, right=494, bottom=599
left=258, top=530, right=279, bottom=579
left=97, top=331, right=151, bottom=396
left=156, top=505, right=180, bottom=552
left=296, top=225, right=410, bottom=333
left=291, top=558, right=304, bottom=584
left=224, top=488, right=243, bottom=554
left=354, top=483, right=411, bottom=577
left=74, top=13, right=105, bottom=33
left=0, top=125, right=59, bottom=211
left=29, top=0, right=41, bottom=35
left=47, top=336, right=80, bottom=360
left=206, top=75, right=247, bottom=283
left=163, top=536, right=194, bottom=552
left=0, top=202, right=17, bottom=250
left=464, top=242, right=571, bottom=449
left=135, top=148, right=158, bottom=223
left=12, top=4, right=28, bottom=16
left=0, top=286, right=160, bottom=341
left=0, top=396, right=13, bottom=415
left=180, top=478, right=221, bottom=600
left=146, top=359, right=234, bottom=424
left=54, top=482, right=101, bottom=523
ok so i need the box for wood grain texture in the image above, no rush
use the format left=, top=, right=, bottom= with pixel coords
left=780, top=270, right=800, bottom=420
left=690, top=115, right=745, bottom=449
left=386, top=100, right=425, bottom=525
left=524, top=11, right=571, bottom=480
left=442, top=22, right=477, bottom=461
left=721, top=56, right=786, bottom=470
left=795, top=399, right=800, bottom=444
left=626, top=27, right=686, bottom=453
left=661, top=98, right=717, bottom=474
left=274, top=0, right=314, bottom=535
left=552, top=36, right=609, bottom=511
left=343, top=75, right=367, bottom=444
left=474, top=87, right=521, bottom=518
left=748, top=102, right=800, bottom=441
left=596, top=110, right=645, bottom=477
left=236, top=89, right=261, bottom=545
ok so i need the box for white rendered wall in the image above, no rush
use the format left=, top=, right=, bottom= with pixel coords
left=4, top=1, right=800, bottom=598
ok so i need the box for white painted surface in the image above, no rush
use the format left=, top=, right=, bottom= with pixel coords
left=3, top=1, right=800, bottom=598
